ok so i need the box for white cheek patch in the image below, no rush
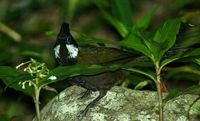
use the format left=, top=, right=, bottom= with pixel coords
left=54, top=45, right=60, bottom=58
left=66, top=44, right=79, bottom=58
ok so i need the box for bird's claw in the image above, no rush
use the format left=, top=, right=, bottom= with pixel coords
left=78, top=90, right=91, bottom=100
left=77, top=109, right=88, bottom=120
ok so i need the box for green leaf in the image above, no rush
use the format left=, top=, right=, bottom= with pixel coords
left=0, top=66, right=18, bottom=77
left=153, top=19, right=181, bottom=60
left=172, top=48, right=200, bottom=62
left=179, top=25, right=200, bottom=48
left=110, top=0, right=132, bottom=30
left=97, top=5, right=128, bottom=37
left=194, top=58, right=200, bottom=65
left=136, top=5, right=158, bottom=30
left=161, top=48, right=200, bottom=69
left=76, top=33, right=120, bottom=46
left=165, top=66, right=200, bottom=76
left=123, top=68, right=156, bottom=82
left=143, top=39, right=162, bottom=62
left=41, top=63, right=156, bottom=87
left=0, top=66, right=34, bottom=97
left=41, top=64, right=130, bottom=85
left=120, top=27, right=153, bottom=59
left=183, top=48, right=200, bottom=58
left=160, top=54, right=181, bottom=70
left=163, top=85, right=200, bottom=106
left=134, top=80, right=150, bottom=90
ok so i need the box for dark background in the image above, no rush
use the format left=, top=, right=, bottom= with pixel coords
left=0, top=0, right=199, bottom=120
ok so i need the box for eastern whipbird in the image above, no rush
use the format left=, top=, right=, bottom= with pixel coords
left=54, top=23, right=133, bottom=117
left=53, top=22, right=195, bottom=118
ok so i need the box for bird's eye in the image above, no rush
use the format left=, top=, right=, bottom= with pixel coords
left=66, top=36, right=72, bottom=44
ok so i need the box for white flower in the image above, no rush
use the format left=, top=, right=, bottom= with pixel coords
left=22, top=82, right=26, bottom=89
left=48, top=75, right=57, bottom=81
left=28, top=81, right=32, bottom=86
left=24, top=68, right=27, bottom=71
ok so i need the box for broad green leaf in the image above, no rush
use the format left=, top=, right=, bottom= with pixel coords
left=143, top=39, right=163, bottom=62
left=154, top=19, right=180, bottom=43
left=97, top=5, right=128, bottom=37
left=110, top=0, right=132, bottom=30
left=41, top=64, right=130, bottom=85
left=123, top=68, right=156, bottom=82
left=0, top=66, right=34, bottom=97
left=0, top=66, right=18, bottom=77
left=153, top=19, right=181, bottom=60
left=120, top=27, right=153, bottom=59
left=163, top=85, right=200, bottom=106
left=43, top=63, right=156, bottom=85
left=136, top=5, right=158, bottom=30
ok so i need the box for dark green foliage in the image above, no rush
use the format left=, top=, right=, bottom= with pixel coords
left=0, top=66, right=34, bottom=96
left=0, top=0, right=200, bottom=120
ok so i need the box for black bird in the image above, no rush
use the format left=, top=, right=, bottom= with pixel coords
left=54, top=22, right=197, bottom=117
left=54, top=23, right=133, bottom=116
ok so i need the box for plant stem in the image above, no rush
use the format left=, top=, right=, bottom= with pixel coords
left=34, top=87, right=41, bottom=121
left=155, top=65, right=164, bottom=121
left=34, top=77, right=41, bottom=121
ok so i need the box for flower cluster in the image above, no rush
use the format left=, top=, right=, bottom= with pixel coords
left=16, top=58, right=56, bottom=89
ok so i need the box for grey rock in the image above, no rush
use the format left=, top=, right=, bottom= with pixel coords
left=35, top=86, right=200, bottom=121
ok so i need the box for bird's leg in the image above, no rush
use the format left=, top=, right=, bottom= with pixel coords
left=78, top=90, right=107, bottom=117
left=79, top=90, right=91, bottom=99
